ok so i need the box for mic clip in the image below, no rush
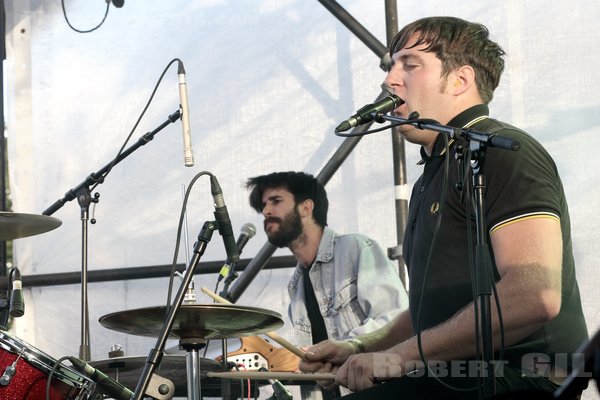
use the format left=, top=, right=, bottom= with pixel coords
left=223, top=269, right=239, bottom=286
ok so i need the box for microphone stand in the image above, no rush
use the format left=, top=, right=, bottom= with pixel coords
left=377, top=113, right=519, bottom=399
left=217, top=260, right=237, bottom=400
left=42, top=109, right=182, bottom=361
left=0, top=274, right=10, bottom=328
left=132, top=220, right=216, bottom=400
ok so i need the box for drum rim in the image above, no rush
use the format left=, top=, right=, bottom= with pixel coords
left=0, top=330, right=94, bottom=390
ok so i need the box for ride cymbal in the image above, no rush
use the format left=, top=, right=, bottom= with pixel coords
left=99, top=304, right=283, bottom=340
left=0, top=212, right=62, bottom=241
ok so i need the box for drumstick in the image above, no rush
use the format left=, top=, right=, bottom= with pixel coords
left=207, top=371, right=335, bottom=381
left=200, top=287, right=308, bottom=360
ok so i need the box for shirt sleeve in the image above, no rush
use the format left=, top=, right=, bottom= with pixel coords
left=347, top=236, right=409, bottom=338
left=479, top=123, right=563, bottom=231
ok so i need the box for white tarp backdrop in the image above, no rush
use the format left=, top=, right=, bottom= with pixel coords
left=3, top=0, right=600, bottom=399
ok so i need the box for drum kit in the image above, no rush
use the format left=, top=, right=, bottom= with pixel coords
left=0, top=212, right=314, bottom=400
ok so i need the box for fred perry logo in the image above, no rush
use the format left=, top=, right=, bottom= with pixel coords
left=430, top=202, right=440, bottom=215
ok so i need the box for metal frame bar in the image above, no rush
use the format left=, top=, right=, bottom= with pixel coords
left=1, top=1, right=408, bottom=298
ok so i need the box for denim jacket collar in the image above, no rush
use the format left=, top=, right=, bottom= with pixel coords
left=314, top=226, right=335, bottom=264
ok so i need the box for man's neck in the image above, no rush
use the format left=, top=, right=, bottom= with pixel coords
left=290, top=225, right=324, bottom=268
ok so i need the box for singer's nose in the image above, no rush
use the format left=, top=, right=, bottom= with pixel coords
left=384, top=64, right=403, bottom=95
left=261, top=203, right=273, bottom=217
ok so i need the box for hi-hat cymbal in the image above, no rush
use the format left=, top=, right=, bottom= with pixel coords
left=99, top=304, right=283, bottom=340
left=89, top=355, right=224, bottom=397
left=0, top=211, right=62, bottom=241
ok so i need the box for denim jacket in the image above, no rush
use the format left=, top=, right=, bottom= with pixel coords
left=287, top=227, right=409, bottom=346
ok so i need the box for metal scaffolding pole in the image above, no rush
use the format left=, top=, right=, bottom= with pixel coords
left=227, top=0, right=408, bottom=301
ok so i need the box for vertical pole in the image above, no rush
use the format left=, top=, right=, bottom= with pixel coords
left=1, top=0, right=8, bottom=279
left=384, top=0, right=409, bottom=287
left=0, top=0, right=9, bottom=328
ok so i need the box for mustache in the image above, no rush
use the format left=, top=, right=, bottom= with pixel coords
left=264, top=217, right=282, bottom=228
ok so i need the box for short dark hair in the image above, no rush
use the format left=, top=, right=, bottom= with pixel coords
left=390, top=16, right=505, bottom=104
left=246, top=171, right=328, bottom=228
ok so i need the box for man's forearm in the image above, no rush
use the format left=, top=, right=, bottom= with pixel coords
left=358, top=309, right=414, bottom=352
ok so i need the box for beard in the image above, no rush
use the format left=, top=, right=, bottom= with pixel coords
left=264, top=207, right=303, bottom=248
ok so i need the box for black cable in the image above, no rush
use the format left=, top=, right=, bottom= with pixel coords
left=46, top=355, right=72, bottom=400
left=165, top=171, right=214, bottom=310
left=61, top=0, right=110, bottom=33
left=413, top=130, right=477, bottom=392
left=333, top=122, right=404, bottom=137
left=333, top=114, right=434, bottom=137
left=89, top=58, right=182, bottom=194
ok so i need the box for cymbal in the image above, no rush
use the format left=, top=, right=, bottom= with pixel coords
left=89, top=354, right=221, bottom=375
left=99, top=304, right=284, bottom=340
left=89, top=355, right=225, bottom=397
left=0, top=211, right=62, bottom=241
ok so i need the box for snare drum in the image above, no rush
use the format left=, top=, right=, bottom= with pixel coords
left=0, top=330, right=94, bottom=400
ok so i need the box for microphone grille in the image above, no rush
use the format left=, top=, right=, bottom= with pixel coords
left=241, top=223, right=256, bottom=238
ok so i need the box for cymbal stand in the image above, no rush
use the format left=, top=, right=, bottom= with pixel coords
left=132, top=220, right=216, bottom=400
left=42, top=109, right=182, bottom=361
left=221, top=338, right=231, bottom=400
left=180, top=338, right=207, bottom=400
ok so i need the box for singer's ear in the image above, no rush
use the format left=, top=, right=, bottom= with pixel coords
left=297, top=198, right=314, bottom=219
left=449, top=65, right=475, bottom=97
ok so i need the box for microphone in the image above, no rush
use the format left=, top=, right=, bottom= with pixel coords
left=218, top=223, right=256, bottom=284
left=110, top=0, right=125, bottom=7
left=68, top=356, right=133, bottom=400
left=178, top=60, right=194, bottom=167
left=9, top=268, right=24, bottom=318
left=210, top=175, right=240, bottom=263
left=236, top=222, right=257, bottom=257
left=335, top=94, right=403, bottom=133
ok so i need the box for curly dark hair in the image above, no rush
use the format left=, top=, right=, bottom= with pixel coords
left=246, top=171, right=328, bottom=228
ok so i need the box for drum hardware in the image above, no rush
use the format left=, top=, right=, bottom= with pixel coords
left=99, top=303, right=283, bottom=400
left=98, top=218, right=283, bottom=400
left=108, top=344, right=125, bottom=359
left=0, top=349, right=23, bottom=386
left=0, top=329, right=94, bottom=400
left=181, top=337, right=209, bottom=400
left=89, top=354, right=222, bottom=398
left=69, top=356, right=136, bottom=400
left=208, top=371, right=336, bottom=381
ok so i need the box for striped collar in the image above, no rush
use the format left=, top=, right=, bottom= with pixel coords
left=417, top=104, right=490, bottom=165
